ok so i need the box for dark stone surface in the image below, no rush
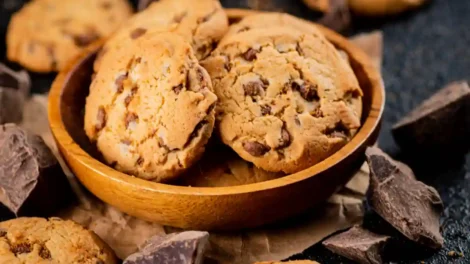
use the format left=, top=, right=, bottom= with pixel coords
left=1, top=0, right=469, bottom=263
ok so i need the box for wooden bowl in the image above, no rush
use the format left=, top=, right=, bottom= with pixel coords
left=48, top=9, right=385, bottom=231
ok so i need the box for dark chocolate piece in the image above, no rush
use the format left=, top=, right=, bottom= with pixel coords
left=318, top=0, right=351, bottom=33
left=323, top=225, right=390, bottom=264
left=392, top=81, right=470, bottom=155
left=123, top=231, right=209, bottom=264
left=137, top=0, right=157, bottom=11
left=0, top=63, right=30, bottom=124
left=365, top=147, right=444, bottom=249
left=0, top=124, right=72, bottom=217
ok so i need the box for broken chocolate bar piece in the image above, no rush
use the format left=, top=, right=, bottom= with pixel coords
left=318, top=0, right=351, bottom=33
left=323, top=225, right=390, bottom=264
left=0, top=124, right=72, bottom=217
left=123, top=231, right=209, bottom=264
left=0, top=64, right=31, bottom=124
left=365, top=147, right=444, bottom=249
left=392, top=81, right=470, bottom=155
left=137, top=0, right=156, bottom=11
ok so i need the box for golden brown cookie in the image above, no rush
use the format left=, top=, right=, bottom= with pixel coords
left=223, top=13, right=317, bottom=40
left=348, top=0, right=428, bottom=16
left=302, top=0, right=330, bottom=12
left=202, top=27, right=362, bottom=173
left=7, top=0, right=132, bottom=72
left=85, top=32, right=218, bottom=182
left=0, top=217, right=118, bottom=264
left=98, top=0, right=228, bottom=68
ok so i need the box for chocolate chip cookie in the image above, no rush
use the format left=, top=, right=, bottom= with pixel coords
left=99, top=0, right=228, bottom=65
left=7, top=0, right=132, bottom=72
left=0, top=217, right=118, bottom=264
left=202, top=27, right=362, bottom=173
left=224, top=13, right=319, bottom=39
left=85, top=32, right=218, bottom=182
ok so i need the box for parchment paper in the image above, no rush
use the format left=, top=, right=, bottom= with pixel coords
left=22, top=30, right=383, bottom=264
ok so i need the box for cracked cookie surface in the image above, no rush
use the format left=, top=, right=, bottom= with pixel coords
left=85, top=32, right=217, bottom=182
left=7, top=0, right=132, bottom=72
left=96, top=0, right=228, bottom=72
left=202, top=27, right=362, bottom=173
left=0, top=217, right=117, bottom=264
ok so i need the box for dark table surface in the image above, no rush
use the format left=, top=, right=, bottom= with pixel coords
left=1, top=0, right=469, bottom=263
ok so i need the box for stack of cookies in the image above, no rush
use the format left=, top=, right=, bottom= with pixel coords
left=84, top=0, right=364, bottom=183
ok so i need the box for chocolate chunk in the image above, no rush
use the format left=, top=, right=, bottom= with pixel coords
left=278, top=128, right=291, bottom=148
left=12, top=243, right=32, bottom=255
left=173, top=84, right=184, bottom=94
left=392, top=81, right=470, bottom=155
left=292, top=81, right=319, bottom=101
left=137, top=0, right=157, bottom=11
left=96, top=106, right=107, bottom=131
left=318, top=0, right=351, bottom=33
left=115, top=74, right=127, bottom=93
left=0, top=64, right=30, bottom=124
left=73, top=30, right=100, bottom=47
left=243, top=80, right=267, bottom=97
left=0, top=125, right=72, bottom=217
left=125, top=113, right=138, bottom=128
left=123, top=231, right=209, bottom=264
left=242, top=48, right=258, bottom=61
left=125, top=86, right=138, bottom=106
left=39, top=245, right=51, bottom=259
left=130, top=28, right=147, bottom=39
left=323, top=225, right=390, bottom=264
left=243, top=141, right=271, bottom=156
left=260, top=105, right=271, bottom=115
left=365, top=147, right=444, bottom=249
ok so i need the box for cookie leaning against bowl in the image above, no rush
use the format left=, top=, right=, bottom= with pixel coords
left=202, top=27, right=363, bottom=174
left=6, top=0, right=132, bottom=73
left=85, top=32, right=218, bottom=182
left=96, top=0, right=228, bottom=72
left=0, top=217, right=118, bottom=264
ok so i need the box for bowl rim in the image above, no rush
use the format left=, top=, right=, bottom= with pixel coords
left=48, top=8, right=385, bottom=197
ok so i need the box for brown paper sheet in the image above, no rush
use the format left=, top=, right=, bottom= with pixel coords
left=21, top=30, right=382, bottom=264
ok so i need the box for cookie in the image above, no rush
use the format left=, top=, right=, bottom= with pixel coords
left=223, top=13, right=318, bottom=40
left=0, top=217, right=118, bottom=264
left=302, top=0, right=330, bottom=12
left=85, top=32, right=218, bottom=182
left=98, top=0, right=228, bottom=69
left=348, top=0, right=428, bottom=16
left=202, top=27, right=362, bottom=173
left=7, top=0, right=132, bottom=72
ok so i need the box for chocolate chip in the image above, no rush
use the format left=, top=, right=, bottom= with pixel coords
left=115, top=74, right=127, bottom=93
left=187, top=120, right=208, bottom=146
left=0, top=229, right=6, bottom=237
left=136, top=157, right=144, bottom=166
left=224, top=61, right=231, bottom=72
left=173, top=84, right=184, bottom=94
left=39, top=246, right=51, bottom=259
left=125, top=113, right=138, bottom=128
left=12, top=243, right=32, bottom=255
left=292, top=81, right=319, bottom=101
left=330, top=131, right=348, bottom=140
left=278, top=128, right=291, bottom=148
left=296, top=43, right=304, bottom=56
left=197, top=67, right=207, bottom=88
left=311, top=107, right=323, bottom=118
left=295, top=116, right=301, bottom=126
left=242, top=48, right=258, bottom=61
left=130, top=28, right=147, bottom=39
left=135, top=57, right=142, bottom=63
left=243, top=141, right=270, bottom=156
left=260, top=105, right=271, bottom=115
left=326, top=122, right=350, bottom=139
left=95, top=106, right=107, bottom=131
left=173, top=12, right=187, bottom=23
left=238, top=26, right=250, bottom=33
left=121, top=139, right=132, bottom=145
left=125, top=86, right=138, bottom=106
left=243, top=80, right=267, bottom=97
left=73, top=30, right=100, bottom=47
left=100, top=1, right=112, bottom=9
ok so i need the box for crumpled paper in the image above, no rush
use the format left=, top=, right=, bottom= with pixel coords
left=22, top=30, right=382, bottom=264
